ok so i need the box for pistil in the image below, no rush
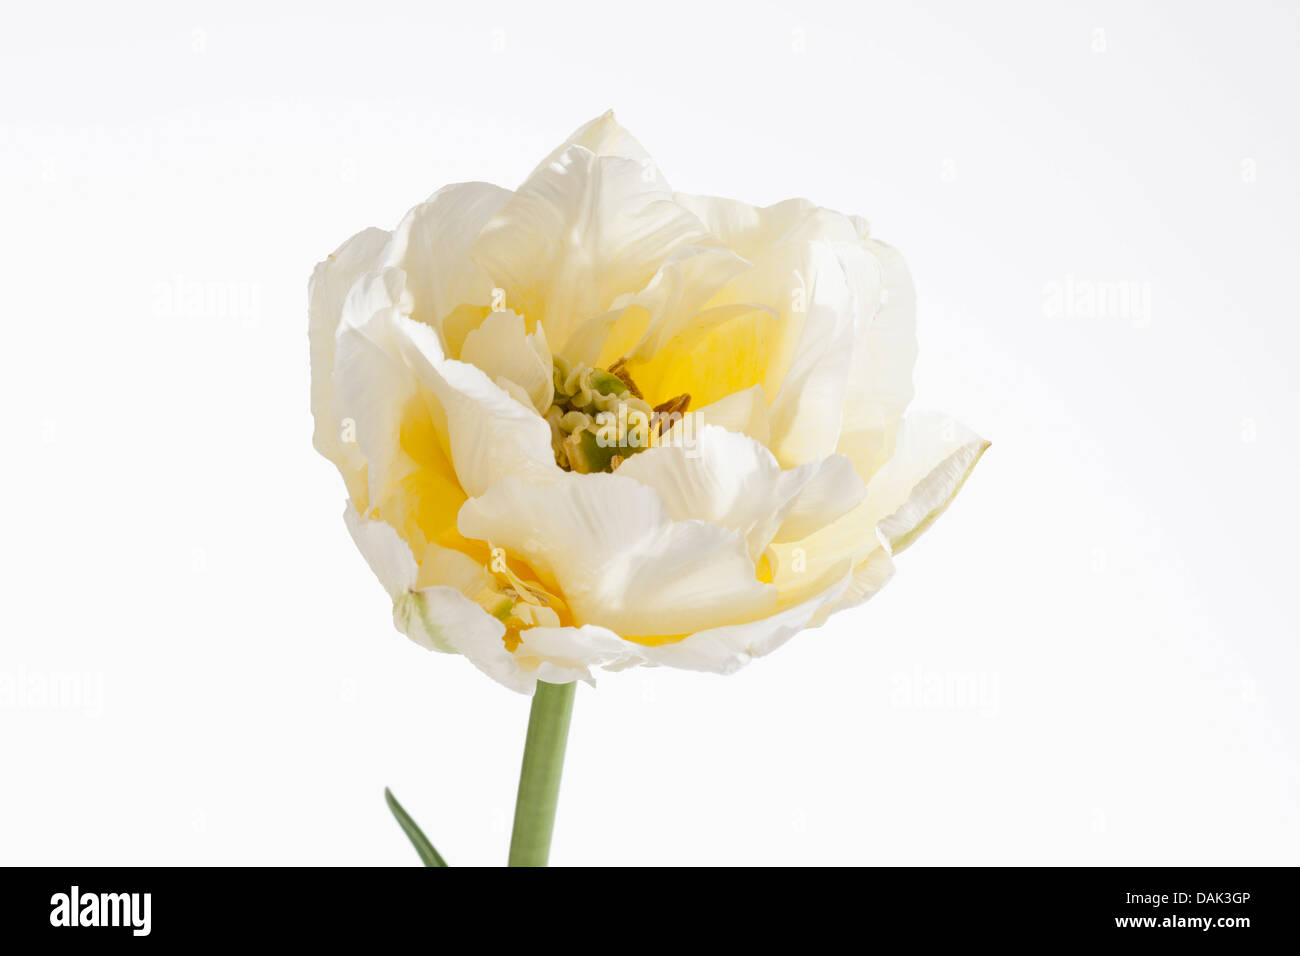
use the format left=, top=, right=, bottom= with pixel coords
left=545, top=357, right=689, bottom=473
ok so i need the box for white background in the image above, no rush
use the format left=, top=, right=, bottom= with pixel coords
left=3, top=1, right=1298, bottom=865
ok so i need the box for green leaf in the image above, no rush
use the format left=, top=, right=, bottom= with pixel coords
left=384, top=787, right=448, bottom=867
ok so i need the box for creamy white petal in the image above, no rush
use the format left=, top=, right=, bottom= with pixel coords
left=397, top=589, right=532, bottom=693
left=330, top=272, right=560, bottom=556
left=459, top=310, right=553, bottom=414
left=386, top=182, right=513, bottom=340
left=872, top=412, right=989, bottom=554
left=457, top=474, right=776, bottom=637
left=392, top=314, right=561, bottom=497
left=767, top=410, right=985, bottom=609
left=414, top=541, right=491, bottom=592
left=528, top=110, right=670, bottom=191
left=331, top=269, right=420, bottom=509
left=614, top=425, right=786, bottom=560
left=514, top=623, right=648, bottom=684
left=343, top=505, right=532, bottom=692
left=471, top=146, right=709, bottom=352
left=808, top=547, right=897, bottom=627
left=640, top=560, right=854, bottom=675
left=614, top=424, right=859, bottom=563
left=836, top=238, right=917, bottom=483
left=614, top=245, right=752, bottom=362
left=764, top=241, right=859, bottom=467
left=309, top=227, right=390, bottom=474
left=343, top=502, right=419, bottom=599
left=560, top=245, right=751, bottom=368
left=772, top=452, right=867, bottom=543
left=673, top=194, right=861, bottom=260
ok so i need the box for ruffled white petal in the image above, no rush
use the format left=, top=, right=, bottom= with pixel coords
left=615, top=425, right=785, bottom=560
left=397, top=589, right=532, bottom=692
left=470, top=145, right=709, bottom=353
left=640, top=560, right=854, bottom=674
left=673, top=194, right=861, bottom=259
left=331, top=269, right=420, bottom=509
left=459, top=310, right=553, bottom=414
left=836, top=238, right=917, bottom=483
left=344, top=504, right=533, bottom=692
left=513, top=623, right=646, bottom=685
left=764, top=241, right=861, bottom=467
left=560, top=245, right=751, bottom=369
left=391, top=314, right=561, bottom=497
left=457, top=474, right=776, bottom=637
left=767, top=410, right=985, bottom=612
left=808, top=546, right=896, bottom=627
left=328, top=265, right=558, bottom=550
left=386, top=182, right=513, bottom=341
left=871, top=412, right=989, bottom=555
left=772, top=452, right=867, bottom=543
left=343, top=501, right=420, bottom=599
left=613, top=245, right=752, bottom=363
left=309, top=227, right=391, bottom=492
left=528, top=110, right=670, bottom=191
left=615, top=425, right=864, bottom=561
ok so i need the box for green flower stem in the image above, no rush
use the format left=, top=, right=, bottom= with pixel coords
left=508, top=680, right=576, bottom=867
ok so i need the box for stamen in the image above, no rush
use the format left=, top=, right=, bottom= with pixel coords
left=651, top=393, right=691, bottom=439
left=489, top=546, right=558, bottom=607
left=607, top=358, right=644, bottom=400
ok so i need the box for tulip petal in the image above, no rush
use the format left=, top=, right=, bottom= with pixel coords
left=514, top=624, right=647, bottom=684
left=617, top=303, right=780, bottom=410
left=344, top=504, right=535, bottom=692
left=613, top=245, right=752, bottom=363
left=387, top=181, right=512, bottom=341
left=772, top=453, right=867, bottom=543
left=614, top=425, right=785, bottom=560
left=470, top=146, right=709, bottom=352
left=872, top=412, right=990, bottom=555
left=392, top=315, right=561, bottom=497
left=332, top=270, right=421, bottom=513
left=767, top=411, right=987, bottom=605
left=330, top=269, right=560, bottom=555
left=836, top=238, right=917, bottom=483
left=763, top=241, right=862, bottom=467
left=398, top=587, right=533, bottom=692
left=640, top=560, right=854, bottom=674
left=457, top=474, right=776, bottom=637
left=673, top=194, right=862, bottom=259
left=615, top=425, right=864, bottom=561
left=344, top=501, right=419, bottom=599
left=561, top=244, right=751, bottom=369
left=808, top=546, right=896, bottom=627
left=670, top=194, right=912, bottom=474
left=309, top=227, right=391, bottom=495
left=528, top=110, right=670, bottom=191
left=459, top=310, right=553, bottom=414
